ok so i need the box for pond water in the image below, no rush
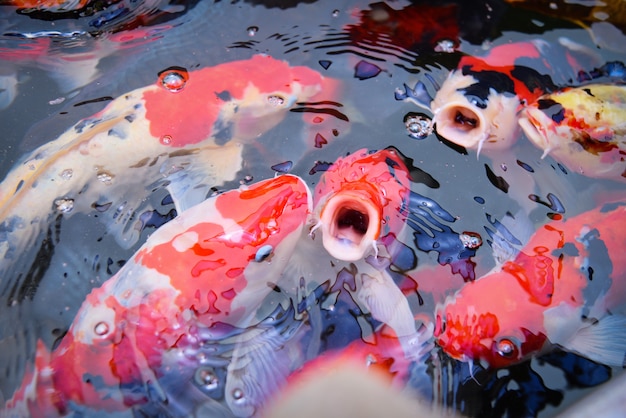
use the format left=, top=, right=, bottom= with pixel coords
left=0, top=0, right=625, bottom=417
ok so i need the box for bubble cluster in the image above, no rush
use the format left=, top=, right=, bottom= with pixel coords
left=404, top=113, right=433, bottom=139
left=54, top=198, right=75, bottom=213
left=267, top=95, right=285, bottom=107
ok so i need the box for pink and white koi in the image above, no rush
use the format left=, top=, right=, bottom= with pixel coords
left=434, top=202, right=626, bottom=369
left=0, top=55, right=333, bottom=263
left=2, top=174, right=312, bottom=417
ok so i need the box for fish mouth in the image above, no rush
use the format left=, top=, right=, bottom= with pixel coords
left=319, top=191, right=381, bottom=261
left=433, top=103, right=486, bottom=149
left=518, top=109, right=551, bottom=152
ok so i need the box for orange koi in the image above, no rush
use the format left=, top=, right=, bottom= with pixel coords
left=434, top=202, right=626, bottom=369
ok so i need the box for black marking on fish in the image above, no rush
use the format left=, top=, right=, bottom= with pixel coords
left=460, top=67, right=516, bottom=98
left=484, top=164, right=509, bottom=193
left=573, top=132, right=618, bottom=155
left=509, top=66, right=556, bottom=96
left=537, top=99, right=565, bottom=124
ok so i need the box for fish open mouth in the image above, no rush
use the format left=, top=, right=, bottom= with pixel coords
left=434, top=103, right=486, bottom=149
left=319, top=192, right=381, bottom=261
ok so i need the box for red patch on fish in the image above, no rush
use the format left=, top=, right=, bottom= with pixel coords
left=142, top=55, right=327, bottom=146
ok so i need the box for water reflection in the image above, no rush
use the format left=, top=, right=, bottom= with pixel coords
left=0, top=0, right=625, bottom=417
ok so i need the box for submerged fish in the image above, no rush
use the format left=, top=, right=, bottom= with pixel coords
left=227, top=148, right=432, bottom=417
left=434, top=202, right=626, bottom=369
left=2, top=0, right=90, bottom=12
left=2, top=174, right=312, bottom=417
left=0, top=55, right=331, bottom=262
left=428, top=40, right=582, bottom=153
left=2, top=148, right=431, bottom=417
left=519, top=83, right=626, bottom=182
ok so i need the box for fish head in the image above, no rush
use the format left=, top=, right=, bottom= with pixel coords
left=142, top=55, right=333, bottom=147
left=46, top=285, right=175, bottom=410
left=431, top=70, right=521, bottom=153
left=520, top=85, right=626, bottom=181
left=312, top=148, right=411, bottom=261
left=434, top=271, right=548, bottom=368
left=518, top=94, right=570, bottom=155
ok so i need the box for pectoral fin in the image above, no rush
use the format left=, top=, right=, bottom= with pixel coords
left=545, top=303, right=626, bottom=367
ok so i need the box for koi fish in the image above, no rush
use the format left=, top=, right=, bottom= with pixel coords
left=0, top=55, right=331, bottom=263
left=434, top=201, right=626, bottom=369
left=294, top=148, right=432, bottom=354
left=223, top=148, right=432, bottom=417
left=425, top=40, right=585, bottom=153
left=518, top=83, right=626, bottom=182
left=1, top=0, right=90, bottom=12
left=2, top=174, right=312, bottom=417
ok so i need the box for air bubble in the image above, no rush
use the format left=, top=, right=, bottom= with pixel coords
left=160, top=135, right=173, bottom=145
left=232, top=388, right=245, bottom=402
left=404, top=113, right=433, bottom=139
left=157, top=67, right=189, bottom=92
left=54, top=198, right=74, bottom=213
left=94, top=321, right=109, bottom=336
left=267, top=95, right=285, bottom=107
left=195, top=367, right=219, bottom=391
left=59, top=169, right=73, bottom=180
left=97, top=172, right=114, bottom=184
left=434, top=39, right=455, bottom=53
left=247, top=26, right=258, bottom=36
left=332, top=9, right=340, bottom=17
left=240, top=175, right=253, bottom=185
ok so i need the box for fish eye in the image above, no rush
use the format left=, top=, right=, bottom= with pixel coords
left=495, top=337, right=519, bottom=358
left=254, top=244, right=273, bottom=262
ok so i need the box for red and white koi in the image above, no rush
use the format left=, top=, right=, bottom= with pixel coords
left=0, top=55, right=333, bottom=261
left=2, top=174, right=312, bottom=417
left=434, top=202, right=626, bottom=369
left=519, top=83, right=626, bottom=182
left=296, top=148, right=430, bottom=357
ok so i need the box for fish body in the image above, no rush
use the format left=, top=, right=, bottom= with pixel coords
left=430, top=40, right=580, bottom=153
left=519, top=84, right=626, bottom=182
left=434, top=202, right=626, bottom=368
left=2, top=0, right=90, bottom=12
left=2, top=174, right=312, bottom=417
left=0, top=55, right=330, bottom=262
